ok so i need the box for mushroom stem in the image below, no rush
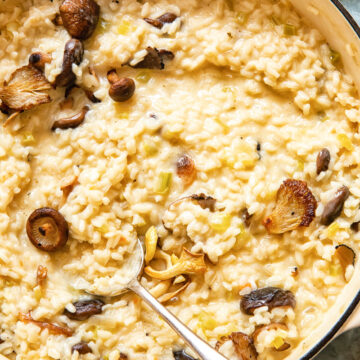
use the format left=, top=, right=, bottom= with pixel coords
left=52, top=106, right=89, bottom=130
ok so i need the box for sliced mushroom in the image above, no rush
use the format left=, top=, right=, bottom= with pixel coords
left=63, top=299, right=104, bottom=320
left=321, top=186, right=350, bottom=226
left=84, top=88, right=101, bottom=103
left=36, top=265, right=48, bottom=287
left=240, top=287, right=296, bottom=315
left=107, top=69, right=135, bottom=102
left=29, top=52, right=52, bottom=71
left=19, top=312, right=73, bottom=336
left=55, top=39, right=84, bottom=88
left=173, top=350, right=196, bottom=360
left=60, top=175, right=78, bottom=207
left=0, top=65, right=51, bottom=112
left=26, top=207, right=69, bottom=252
left=335, top=244, right=355, bottom=278
left=241, top=208, right=252, bottom=227
left=60, top=0, right=100, bottom=40
left=144, top=13, right=178, bottom=29
left=128, top=47, right=174, bottom=70
left=215, top=332, right=258, bottom=360
left=316, top=148, right=330, bottom=175
left=52, top=106, right=89, bottom=130
left=190, top=194, right=216, bottom=212
left=144, top=248, right=206, bottom=280
left=176, top=154, right=196, bottom=185
left=72, top=342, right=92, bottom=354
left=263, top=179, right=317, bottom=234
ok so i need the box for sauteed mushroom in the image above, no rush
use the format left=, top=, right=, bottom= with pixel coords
left=63, top=299, right=104, bottom=320
left=128, top=47, right=174, bottom=70
left=215, top=332, right=258, bottom=360
left=55, top=39, right=84, bottom=88
left=321, top=185, right=350, bottom=226
left=0, top=65, right=51, bottom=112
left=72, top=342, right=92, bottom=354
left=335, top=244, right=355, bottom=278
left=52, top=106, right=89, bottom=130
left=190, top=194, right=216, bottom=212
left=26, top=208, right=69, bottom=252
left=176, top=154, right=196, bottom=185
left=263, top=179, right=317, bottom=234
left=60, top=0, right=100, bottom=40
left=240, top=287, right=296, bottom=315
left=107, top=69, right=135, bottom=102
left=29, top=52, right=52, bottom=71
left=144, top=13, right=178, bottom=29
left=316, top=148, right=330, bottom=175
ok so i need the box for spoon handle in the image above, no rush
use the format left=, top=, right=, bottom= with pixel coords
left=129, top=279, right=228, bottom=360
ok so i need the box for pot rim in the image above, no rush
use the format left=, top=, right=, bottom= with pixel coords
left=300, top=3, right=360, bottom=358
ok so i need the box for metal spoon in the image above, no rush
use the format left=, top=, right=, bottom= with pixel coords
left=77, top=239, right=228, bottom=360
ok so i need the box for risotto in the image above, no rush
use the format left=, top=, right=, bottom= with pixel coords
left=0, top=0, right=360, bottom=359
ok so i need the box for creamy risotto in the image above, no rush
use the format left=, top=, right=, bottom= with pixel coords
left=0, top=0, right=360, bottom=359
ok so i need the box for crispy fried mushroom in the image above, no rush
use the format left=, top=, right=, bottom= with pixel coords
left=240, top=287, right=296, bottom=315
left=60, top=0, right=100, bottom=40
left=52, top=106, right=89, bottom=130
left=144, top=248, right=206, bottom=280
left=215, top=332, right=258, bottom=360
left=0, top=65, right=51, bottom=112
left=263, top=179, right=317, bottom=234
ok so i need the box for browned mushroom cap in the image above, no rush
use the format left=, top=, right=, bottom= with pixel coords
left=55, top=39, right=84, bottom=88
left=176, top=154, right=196, bottom=185
left=128, top=47, right=174, bottom=70
left=144, top=12, right=178, bottom=29
left=240, top=287, right=296, bottom=315
left=107, top=70, right=135, bottom=102
left=26, top=207, right=69, bottom=252
left=72, top=342, right=92, bottom=354
left=335, top=244, right=356, bottom=277
left=29, top=52, right=52, bottom=71
left=63, top=299, right=104, bottom=320
left=0, top=65, right=51, bottom=112
left=316, top=148, right=330, bottom=175
left=215, top=332, right=258, bottom=360
left=263, top=179, right=317, bottom=234
left=321, top=185, right=350, bottom=226
left=52, top=106, right=89, bottom=130
left=60, top=0, right=100, bottom=40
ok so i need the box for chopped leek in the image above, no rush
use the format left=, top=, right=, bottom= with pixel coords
left=118, top=20, right=132, bottom=35
left=136, top=71, right=151, bottom=83
left=210, top=213, right=232, bottom=232
left=330, top=49, right=341, bottom=65
left=272, top=336, right=285, bottom=350
left=155, top=172, right=172, bottom=194
left=284, top=23, right=297, bottom=36
left=198, top=311, right=217, bottom=331
left=142, top=139, right=158, bottom=156
left=327, top=222, right=340, bottom=239
left=22, top=132, right=35, bottom=146
left=337, top=134, right=354, bottom=151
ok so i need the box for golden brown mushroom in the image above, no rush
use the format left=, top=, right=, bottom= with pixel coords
left=60, top=0, right=100, bottom=40
left=0, top=65, right=51, bottom=112
left=263, top=179, right=317, bottom=234
left=52, top=106, right=89, bottom=130
left=215, top=332, right=258, bottom=360
left=335, top=244, right=356, bottom=279
left=144, top=13, right=178, bottom=29
left=26, top=208, right=69, bottom=252
left=176, top=154, right=196, bottom=185
left=107, top=69, right=135, bottom=102
left=29, top=52, right=52, bottom=71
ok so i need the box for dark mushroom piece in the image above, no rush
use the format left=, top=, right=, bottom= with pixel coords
left=26, top=207, right=69, bottom=252
left=63, top=299, right=104, bottom=320
left=72, top=342, right=92, bottom=354
left=144, top=12, right=178, bottom=29
left=107, top=69, right=135, bottom=102
left=29, top=52, right=52, bottom=71
left=190, top=194, right=216, bottom=212
left=351, top=221, right=360, bottom=232
left=60, top=0, right=100, bottom=40
left=52, top=105, right=89, bottom=130
left=128, top=47, right=174, bottom=70
left=320, top=185, right=350, bottom=226
left=215, top=332, right=258, bottom=360
left=240, top=287, right=296, bottom=315
left=173, top=350, right=197, bottom=360
left=176, top=154, right=196, bottom=185
left=316, top=148, right=330, bottom=175
left=241, top=208, right=252, bottom=227
left=55, top=39, right=84, bottom=88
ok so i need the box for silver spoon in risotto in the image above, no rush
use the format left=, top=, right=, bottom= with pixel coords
left=72, top=239, right=228, bottom=360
